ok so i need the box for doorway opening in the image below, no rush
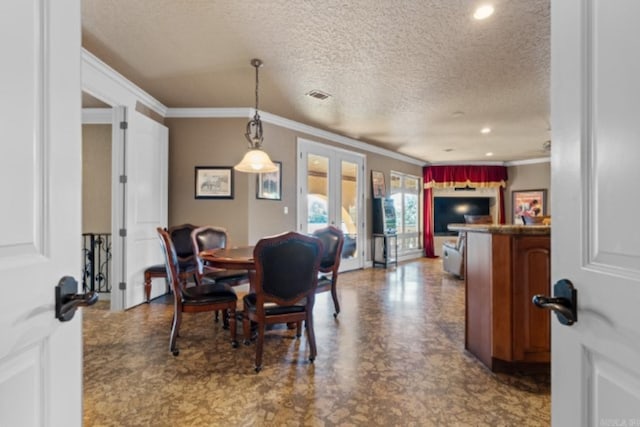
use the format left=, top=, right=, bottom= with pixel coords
left=81, top=91, right=114, bottom=305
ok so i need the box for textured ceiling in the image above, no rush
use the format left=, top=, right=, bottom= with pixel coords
left=81, top=0, right=550, bottom=163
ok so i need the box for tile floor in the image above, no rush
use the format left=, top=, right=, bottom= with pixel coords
left=83, top=258, right=550, bottom=426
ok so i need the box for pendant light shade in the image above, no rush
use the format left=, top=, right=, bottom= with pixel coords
left=234, top=148, right=278, bottom=173
left=234, top=58, right=277, bottom=173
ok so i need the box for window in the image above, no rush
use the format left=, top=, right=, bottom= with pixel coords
left=390, top=172, right=422, bottom=254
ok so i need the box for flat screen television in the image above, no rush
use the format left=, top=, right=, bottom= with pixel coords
left=434, top=197, right=491, bottom=236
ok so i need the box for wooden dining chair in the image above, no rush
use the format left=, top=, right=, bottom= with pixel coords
left=242, top=231, right=323, bottom=372
left=157, top=228, right=238, bottom=355
left=144, top=223, right=199, bottom=302
left=190, top=225, right=249, bottom=286
left=312, top=225, right=345, bottom=317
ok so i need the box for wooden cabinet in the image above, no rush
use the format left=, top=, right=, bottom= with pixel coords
left=462, top=228, right=551, bottom=372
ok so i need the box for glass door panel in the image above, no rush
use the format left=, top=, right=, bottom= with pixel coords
left=340, top=160, right=359, bottom=261
left=306, top=153, right=329, bottom=233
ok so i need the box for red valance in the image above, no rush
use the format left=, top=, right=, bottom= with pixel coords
left=424, top=165, right=507, bottom=189
left=423, top=165, right=508, bottom=258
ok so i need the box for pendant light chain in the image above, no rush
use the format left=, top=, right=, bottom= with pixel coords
left=235, top=58, right=277, bottom=173
left=254, top=61, right=260, bottom=115
left=245, top=59, right=264, bottom=148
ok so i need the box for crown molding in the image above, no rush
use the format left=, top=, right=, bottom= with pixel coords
left=504, top=157, right=550, bottom=166
left=82, top=108, right=112, bottom=124
left=259, top=112, right=425, bottom=166
left=165, top=108, right=426, bottom=166
left=164, top=108, right=252, bottom=118
left=429, top=157, right=551, bottom=167
left=81, top=49, right=168, bottom=117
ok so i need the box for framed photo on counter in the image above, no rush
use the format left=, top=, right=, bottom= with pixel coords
left=512, top=189, right=546, bottom=224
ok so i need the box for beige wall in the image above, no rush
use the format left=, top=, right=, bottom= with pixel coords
left=506, top=161, right=551, bottom=223
left=165, top=117, right=423, bottom=253
left=166, top=118, right=251, bottom=245
left=82, top=124, right=112, bottom=234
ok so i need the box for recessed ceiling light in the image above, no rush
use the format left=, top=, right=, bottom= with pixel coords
left=481, top=127, right=491, bottom=134
left=485, top=152, right=494, bottom=157
left=474, top=5, right=495, bottom=20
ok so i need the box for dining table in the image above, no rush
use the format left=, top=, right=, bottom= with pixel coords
left=199, top=246, right=256, bottom=273
left=199, top=245, right=258, bottom=296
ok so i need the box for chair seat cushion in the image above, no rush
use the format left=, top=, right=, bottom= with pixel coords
left=243, top=293, right=306, bottom=315
left=145, top=264, right=166, bottom=274
left=146, top=261, right=197, bottom=277
left=181, top=282, right=237, bottom=304
left=203, top=268, right=249, bottom=282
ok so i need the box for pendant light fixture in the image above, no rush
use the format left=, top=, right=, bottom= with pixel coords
left=234, top=58, right=278, bottom=173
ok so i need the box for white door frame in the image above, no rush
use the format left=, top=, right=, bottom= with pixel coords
left=82, top=51, right=168, bottom=310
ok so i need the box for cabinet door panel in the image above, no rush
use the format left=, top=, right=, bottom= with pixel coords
left=512, top=236, right=551, bottom=362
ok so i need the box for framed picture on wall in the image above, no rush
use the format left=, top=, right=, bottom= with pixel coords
left=371, top=170, right=386, bottom=199
left=195, top=166, right=234, bottom=199
left=256, top=161, right=282, bottom=200
left=512, top=189, right=546, bottom=224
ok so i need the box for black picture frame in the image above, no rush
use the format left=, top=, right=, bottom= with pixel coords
left=256, top=161, right=282, bottom=200
left=194, top=166, right=234, bottom=199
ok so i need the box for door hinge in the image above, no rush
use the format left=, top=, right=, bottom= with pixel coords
left=119, top=229, right=127, bottom=237
left=120, top=121, right=128, bottom=130
left=118, top=282, right=127, bottom=290
left=119, top=175, right=127, bottom=184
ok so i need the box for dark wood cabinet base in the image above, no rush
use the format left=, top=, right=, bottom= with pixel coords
left=452, top=224, right=551, bottom=373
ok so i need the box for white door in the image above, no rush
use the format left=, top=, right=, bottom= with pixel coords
left=0, top=0, right=83, bottom=426
left=551, top=1, right=640, bottom=424
left=121, top=111, right=168, bottom=308
left=297, top=139, right=365, bottom=271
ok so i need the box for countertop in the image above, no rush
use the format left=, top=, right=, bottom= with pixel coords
left=447, top=224, right=551, bottom=235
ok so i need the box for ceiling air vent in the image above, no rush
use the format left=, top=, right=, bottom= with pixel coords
left=305, top=90, right=331, bottom=100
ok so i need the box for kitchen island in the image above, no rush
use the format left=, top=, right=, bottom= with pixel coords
left=448, top=223, right=551, bottom=372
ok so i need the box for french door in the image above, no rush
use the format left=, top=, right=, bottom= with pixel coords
left=297, top=139, right=365, bottom=271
